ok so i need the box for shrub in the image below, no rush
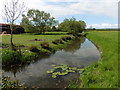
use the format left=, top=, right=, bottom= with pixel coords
left=62, top=37, right=67, bottom=42
left=52, top=40, right=59, bottom=45
left=62, top=36, right=72, bottom=41
left=52, top=40, right=60, bottom=45
left=29, top=46, right=40, bottom=52
left=2, top=50, right=21, bottom=65
left=39, top=48, right=52, bottom=55
left=65, top=36, right=72, bottom=40
left=34, top=39, right=38, bottom=41
left=52, top=39, right=64, bottom=45
left=84, top=33, right=88, bottom=37
left=59, top=39, right=64, bottom=44
left=48, top=47, right=56, bottom=52
left=52, top=40, right=58, bottom=45
left=77, top=33, right=83, bottom=37
left=40, top=42, right=50, bottom=49
left=21, top=51, right=38, bottom=62
left=2, top=75, right=23, bottom=88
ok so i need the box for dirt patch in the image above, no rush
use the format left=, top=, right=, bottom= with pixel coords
left=29, top=39, right=45, bottom=41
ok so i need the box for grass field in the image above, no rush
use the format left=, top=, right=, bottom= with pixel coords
left=2, top=32, right=68, bottom=47
left=80, top=31, right=118, bottom=88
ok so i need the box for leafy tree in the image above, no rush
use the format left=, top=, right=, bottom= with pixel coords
left=79, top=20, right=86, bottom=31
left=58, top=17, right=86, bottom=37
left=44, top=26, right=52, bottom=32
left=21, top=14, right=34, bottom=33
left=21, top=9, right=58, bottom=34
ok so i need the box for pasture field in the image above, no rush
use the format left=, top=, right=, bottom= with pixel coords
left=80, top=31, right=119, bottom=88
left=2, top=32, right=68, bottom=48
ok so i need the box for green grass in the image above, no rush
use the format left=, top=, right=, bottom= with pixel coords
left=2, top=33, right=68, bottom=47
left=80, top=31, right=118, bottom=88
left=2, top=32, right=74, bottom=64
left=2, top=31, right=119, bottom=88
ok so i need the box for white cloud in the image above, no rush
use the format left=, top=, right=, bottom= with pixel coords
left=23, top=0, right=119, bottom=18
left=0, top=0, right=119, bottom=26
left=87, top=24, right=118, bottom=28
left=2, top=0, right=118, bottom=17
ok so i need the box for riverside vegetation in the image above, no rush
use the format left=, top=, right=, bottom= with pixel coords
left=1, top=31, right=118, bottom=88
left=2, top=32, right=78, bottom=66
left=75, top=31, right=118, bottom=88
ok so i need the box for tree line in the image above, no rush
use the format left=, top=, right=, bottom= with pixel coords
left=21, top=9, right=86, bottom=36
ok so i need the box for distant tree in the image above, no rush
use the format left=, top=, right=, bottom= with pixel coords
left=52, top=26, right=57, bottom=31
left=3, top=0, right=26, bottom=50
left=79, top=20, right=86, bottom=32
left=58, top=17, right=86, bottom=37
left=93, top=28, right=96, bottom=30
left=58, top=18, right=71, bottom=32
left=44, top=26, right=52, bottom=32
left=21, top=9, right=58, bottom=34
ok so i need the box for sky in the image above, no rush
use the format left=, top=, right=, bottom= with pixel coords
left=0, top=0, right=119, bottom=29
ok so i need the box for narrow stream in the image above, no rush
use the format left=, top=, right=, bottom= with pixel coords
left=3, top=37, right=100, bottom=88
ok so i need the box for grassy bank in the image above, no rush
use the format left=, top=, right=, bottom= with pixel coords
left=80, top=31, right=118, bottom=88
left=2, top=32, right=76, bottom=65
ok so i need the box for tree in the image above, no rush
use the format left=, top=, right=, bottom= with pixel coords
left=58, top=17, right=86, bottom=37
left=52, top=26, right=57, bottom=31
left=3, top=0, right=26, bottom=50
left=79, top=20, right=86, bottom=32
left=21, top=9, right=58, bottom=34
left=21, top=14, right=34, bottom=33
left=58, top=18, right=71, bottom=32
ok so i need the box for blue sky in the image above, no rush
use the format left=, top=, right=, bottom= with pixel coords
left=56, top=14, right=118, bottom=28
left=0, top=0, right=119, bottom=28
left=56, top=13, right=117, bottom=24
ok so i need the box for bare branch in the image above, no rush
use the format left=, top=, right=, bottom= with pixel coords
left=14, top=2, right=26, bottom=21
left=3, top=0, right=26, bottom=24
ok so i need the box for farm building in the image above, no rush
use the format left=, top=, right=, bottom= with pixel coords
left=0, top=23, right=24, bottom=34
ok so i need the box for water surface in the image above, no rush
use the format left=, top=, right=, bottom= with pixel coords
left=3, top=37, right=100, bottom=88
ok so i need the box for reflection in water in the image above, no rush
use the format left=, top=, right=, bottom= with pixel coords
left=2, top=54, right=51, bottom=77
left=2, top=64, right=29, bottom=78
left=3, top=37, right=100, bottom=88
left=64, top=37, right=85, bottom=53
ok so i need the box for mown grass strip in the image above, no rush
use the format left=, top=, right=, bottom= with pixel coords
left=80, top=31, right=118, bottom=88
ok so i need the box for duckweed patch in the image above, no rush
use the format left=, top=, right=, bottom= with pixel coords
left=47, top=64, right=84, bottom=78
